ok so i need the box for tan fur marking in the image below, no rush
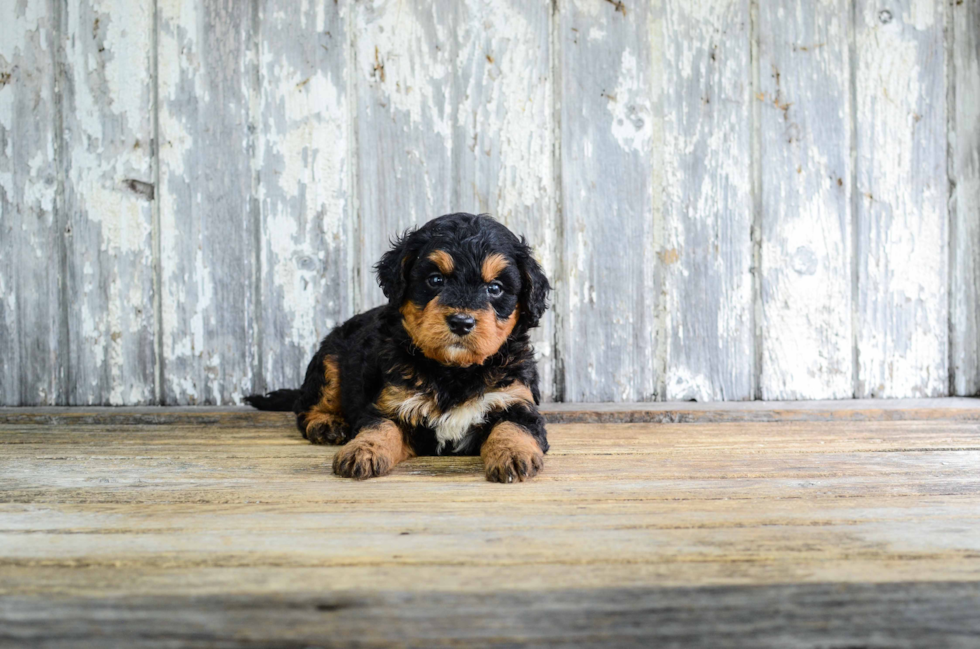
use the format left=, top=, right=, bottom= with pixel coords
left=499, top=381, right=534, bottom=404
left=301, top=356, right=347, bottom=444
left=400, top=297, right=518, bottom=367
left=400, top=297, right=459, bottom=364
left=481, top=422, right=544, bottom=483
left=469, top=306, right=519, bottom=363
left=377, top=385, right=438, bottom=427
left=427, top=250, right=455, bottom=275
left=481, top=253, right=509, bottom=282
left=332, top=420, right=414, bottom=479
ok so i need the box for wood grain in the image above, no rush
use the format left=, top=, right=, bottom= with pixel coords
left=62, top=1, right=157, bottom=405
left=451, top=0, right=557, bottom=400
left=0, top=1, right=66, bottom=406
left=3, top=583, right=979, bottom=648
left=352, top=0, right=455, bottom=309
left=758, top=0, right=852, bottom=400
left=854, top=0, right=948, bottom=398
left=661, top=0, right=754, bottom=402
left=950, top=0, right=980, bottom=397
left=1, top=406, right=979, bottom=646
left=1, top=0, right=977, bottom=406
left=559, top=0, right=658, bottom=402
left=2, top=397, right=980, bottom=427
left=255, top=0, right=355, bottom=394
left=157, top=0, right=258, bottom=404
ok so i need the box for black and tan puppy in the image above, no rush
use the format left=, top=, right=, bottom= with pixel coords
left=245, top=213, right=550, bottom=482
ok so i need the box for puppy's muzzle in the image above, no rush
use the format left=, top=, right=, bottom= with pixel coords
left=446, top=313, right=476, bottom=336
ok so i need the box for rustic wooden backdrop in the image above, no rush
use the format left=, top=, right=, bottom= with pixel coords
left=0, top=0, right=977, bottom=405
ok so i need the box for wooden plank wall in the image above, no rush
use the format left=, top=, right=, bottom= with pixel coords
left=0, top=0, right=976, bottom=405
left=65, top=0, right=158, bottom=405
left=661, top=0, right=753, bottom=402
left=757, top=0, right=852, bottom=400
left=560, top=0, right=658, bottom=402
left=854, top=0, right=948, bottom=398
left=0, top=1, right=65, bottom=406
left=951, top=0, right=980, bottom=398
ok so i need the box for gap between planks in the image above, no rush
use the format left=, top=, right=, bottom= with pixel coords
left=1, top=397, right=978, bottom=427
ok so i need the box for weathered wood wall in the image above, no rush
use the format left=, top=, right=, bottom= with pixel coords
left=0, top=0, right=977, bottom=405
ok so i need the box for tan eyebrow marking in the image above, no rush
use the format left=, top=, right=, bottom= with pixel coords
left=481, top=253, right=509, bottom=282
left=427, top=250, right=454, bottom=275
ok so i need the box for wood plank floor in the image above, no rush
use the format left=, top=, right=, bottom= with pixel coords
left=2, top=400, right=979, bottom=647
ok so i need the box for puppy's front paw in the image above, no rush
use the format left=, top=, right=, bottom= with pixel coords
left=332, top=421, right=412, bottom=480
left=482, top=423, right=544, bottom=483
left=332, top=439, right=395, bottom=479
left=484, top=446, right=544, bottom=483
left=307, top=420, right=346, bottom=445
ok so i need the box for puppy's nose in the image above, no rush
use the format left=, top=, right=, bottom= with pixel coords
left=446, top=313, right=476, bottom=336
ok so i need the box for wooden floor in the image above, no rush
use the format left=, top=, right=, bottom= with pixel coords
left=2, top=399, right=980, bottom=648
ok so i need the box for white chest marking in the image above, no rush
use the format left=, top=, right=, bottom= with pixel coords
left=389, top=389, right=530, bottom=454
left=431, top=391, right=525, bottom=453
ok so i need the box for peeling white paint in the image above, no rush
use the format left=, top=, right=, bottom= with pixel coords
left=667, top=368, right=716, bottom=403
left=855, top=0, right=947, bottom=398
left=443, top=0, right=557, bottom=399
left=608, top=50, right=653, bottom=153
left=905, top=0, right=935, bottom=30
left=1, top=0, right=969, bottom=405
left=758, top=0, right=853, bottom=400
left=560, top=0, right=659, bottom=402
left=256, top=0, right=353, bottom=393
left=0, top=1, right=63, bottom=405
left=99, top=1, right=152, bottom=125
left=62, top=0, right=156, bottom=404
left=663, top=0, right=754, bottom=402
left=361, top=3, right=451, bottom=141
left=157, top=0, right=251, bottom=404
left=950, top=0, right=980, bottom=395
left=354, top=0, right=457, bottom=310
left=24, top=151, right=55, bottom=212
left=568, top=0, right=603, bottom=18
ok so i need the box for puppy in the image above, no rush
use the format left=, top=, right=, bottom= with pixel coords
left=245, top=213, right=551, bottom=482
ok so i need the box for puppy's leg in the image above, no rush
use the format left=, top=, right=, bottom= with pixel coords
left=299, top=355, right=349, bottom=445
left=303, top=412, right=348, bottom=445
left=333, top=419, right=414, bottom=479
left=481, top=420, right=546, bottom=483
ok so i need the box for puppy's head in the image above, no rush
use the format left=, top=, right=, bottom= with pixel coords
left=375, top=213, right=550, bottom=367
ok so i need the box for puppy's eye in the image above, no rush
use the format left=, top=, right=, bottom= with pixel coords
left=426, top=274, right=445, bottom=289
left=487, top=281, right=504, bottom=298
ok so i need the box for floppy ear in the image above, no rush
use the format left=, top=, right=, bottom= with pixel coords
left=374, top=228, right=419, bottom=303
left=517, top=239, right=551, bottom=329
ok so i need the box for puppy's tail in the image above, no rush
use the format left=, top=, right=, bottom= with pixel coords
left=243, top=389, right=301, bottom=411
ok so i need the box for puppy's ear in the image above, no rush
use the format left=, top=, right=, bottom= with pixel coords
left=375, top=228, right=420, bottom=303
left=517, top=239, right=551, bottom=329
